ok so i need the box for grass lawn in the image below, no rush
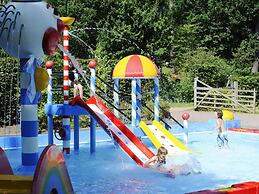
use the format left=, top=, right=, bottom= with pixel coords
left=170, top=102, right=193, bottom=108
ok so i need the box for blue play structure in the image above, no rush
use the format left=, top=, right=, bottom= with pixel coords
left=44, top=51, right=183, bottom=159
left=44, top=60, right=97, bottom=153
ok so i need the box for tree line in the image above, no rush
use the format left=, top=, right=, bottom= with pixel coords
left=0, top=0, right=258, bottom=128
left=47, top=0, right=258, bottom=102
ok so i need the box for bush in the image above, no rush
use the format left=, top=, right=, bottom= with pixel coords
left=180, top=48, right=232, bottom=87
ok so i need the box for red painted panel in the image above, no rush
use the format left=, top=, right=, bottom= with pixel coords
left=69, top=96, right=155, bottom=166
left=86, top=96, right=154, bottom=159
left=229, top=128, right=259, bottom=134
left=0, top=147, right=13, bottom=175
left=188, top=182, right=259, bottom=194
left=232, top=182, right=258, bottom=193
left=125, top=55, right=144, bottom=77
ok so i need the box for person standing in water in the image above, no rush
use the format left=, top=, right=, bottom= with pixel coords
left=215, top=109, right=229, bottom=148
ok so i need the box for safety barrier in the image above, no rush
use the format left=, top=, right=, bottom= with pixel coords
left=188, top=181, right=259, bottom=193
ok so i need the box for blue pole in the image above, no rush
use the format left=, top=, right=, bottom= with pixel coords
left=136, top=79, right=142, bottom=125
left=90, top=117, right=96, bottom=153
left=90, top=67, right=96, bottom=153
left=135, top=79, right=144, bottom=136
left=62, top=117, right=70, bottom=154
left=47, top=66, right=53, bottom=145
left=74, top=115, right=79, bottom=151
left=48, top=116, right=53, bottom=145
left=47, top=68, right=53, bottom=104
left=20, top=58, right=38, bottom=166
left=154, top=78, right=159, bottom=121
left=131, top=79, right=137, bottom=131
left=183, top=120, right=189, bottom=144
left=113, top=79, right=119, bottom=117
left=90, top=68, right=96, bottom=96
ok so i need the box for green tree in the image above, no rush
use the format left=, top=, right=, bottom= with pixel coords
left=170, top=48, right=232, bottom=102
left=171, top=0, right=258, bottom=59
left=0, top=49, right=19, bottom=127
left=231, top=34, right=259, bottom=90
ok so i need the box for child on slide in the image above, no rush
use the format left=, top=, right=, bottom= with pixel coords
left=144, top=146, right=201, bottom=177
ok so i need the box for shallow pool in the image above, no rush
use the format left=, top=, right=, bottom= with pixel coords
left=5, top=124, right=259, bottom=194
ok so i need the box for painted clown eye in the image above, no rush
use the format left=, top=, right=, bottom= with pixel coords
left=42, top=27, right=61, bottom=55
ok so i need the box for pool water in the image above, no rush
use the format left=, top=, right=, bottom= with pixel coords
left=4, top=124, right=259, bottom=194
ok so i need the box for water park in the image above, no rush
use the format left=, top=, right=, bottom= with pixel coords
left=0, top=0, right=258, bottom=193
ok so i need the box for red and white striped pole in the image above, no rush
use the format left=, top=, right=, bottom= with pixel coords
left=63, top=25, right=70, bottom=154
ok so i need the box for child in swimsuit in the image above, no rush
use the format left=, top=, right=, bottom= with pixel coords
left=144, top=146, right=201, bottom=177
left=144, top=146, right=174, bottom=176
left=69, top=63, right=83, bottom=99
left=215, top=109, right=229, bottom=148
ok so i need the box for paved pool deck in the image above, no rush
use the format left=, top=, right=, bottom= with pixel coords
left=170, top=107, right=259, bottom=129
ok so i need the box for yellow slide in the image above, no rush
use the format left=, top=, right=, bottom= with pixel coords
left=139, top=121, right=162, bottom=150
left=152, top=120, right=192, bottom=152
left=139, top=120, right=192, bottom=154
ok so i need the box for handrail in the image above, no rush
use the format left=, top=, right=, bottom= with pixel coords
left=156, top=102, right=184, bottom=128
left=52, top=71, right=63, bottom=76
left=92, top=71, right=183, bottom=129
left=82, top=74, right=131, bottom=122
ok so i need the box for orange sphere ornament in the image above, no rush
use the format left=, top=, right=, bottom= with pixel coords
left=88, top=60, right=97, bottom=69
left=182, top=112, right=190, bottom=120
left=45, top=60, right=54, bottom=69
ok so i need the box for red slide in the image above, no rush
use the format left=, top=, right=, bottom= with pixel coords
left=70, top=96, right=154, bottom=166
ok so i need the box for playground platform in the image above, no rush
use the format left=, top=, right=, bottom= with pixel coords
left=0, top=109, right=257, bottom=136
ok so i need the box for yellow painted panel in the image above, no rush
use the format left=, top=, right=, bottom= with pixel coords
left=59, top=17, right=75, bottom=26
left=139, top=121, right=161, bottom=149
left=112, top=55, right=130, bottom=78
left=0, top=175, right=32, bottom=193
left=139, top=56, right=158, bottom=78
left=152, top=120, right=192, bottom=152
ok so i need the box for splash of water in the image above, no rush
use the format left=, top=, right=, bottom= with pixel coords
left=58, top=44, right=87, bottom=81
left=1, top=60, right=20, bottom=139
left=57, top=44, right=97, bottom=96
left=71, top=26, right=152, bottom=58
left=58, top=44, right=132, bottom=125
left=58, top=44, right=125, bottom=138
left=68, top=32, right=97, bottom=58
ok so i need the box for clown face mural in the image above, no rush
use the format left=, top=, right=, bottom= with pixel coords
left=0, top=0, right=63, bottom=59
left=0, top=0, right=66, bottom=166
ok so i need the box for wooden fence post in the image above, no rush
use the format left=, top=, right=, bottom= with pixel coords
left=193, top=78, right=255, bottom=113
left=233, top=81, right=238, bottom=109
left=194, top=77, right=198, bottom=110
left=253, top=88, right=256, bottom=113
